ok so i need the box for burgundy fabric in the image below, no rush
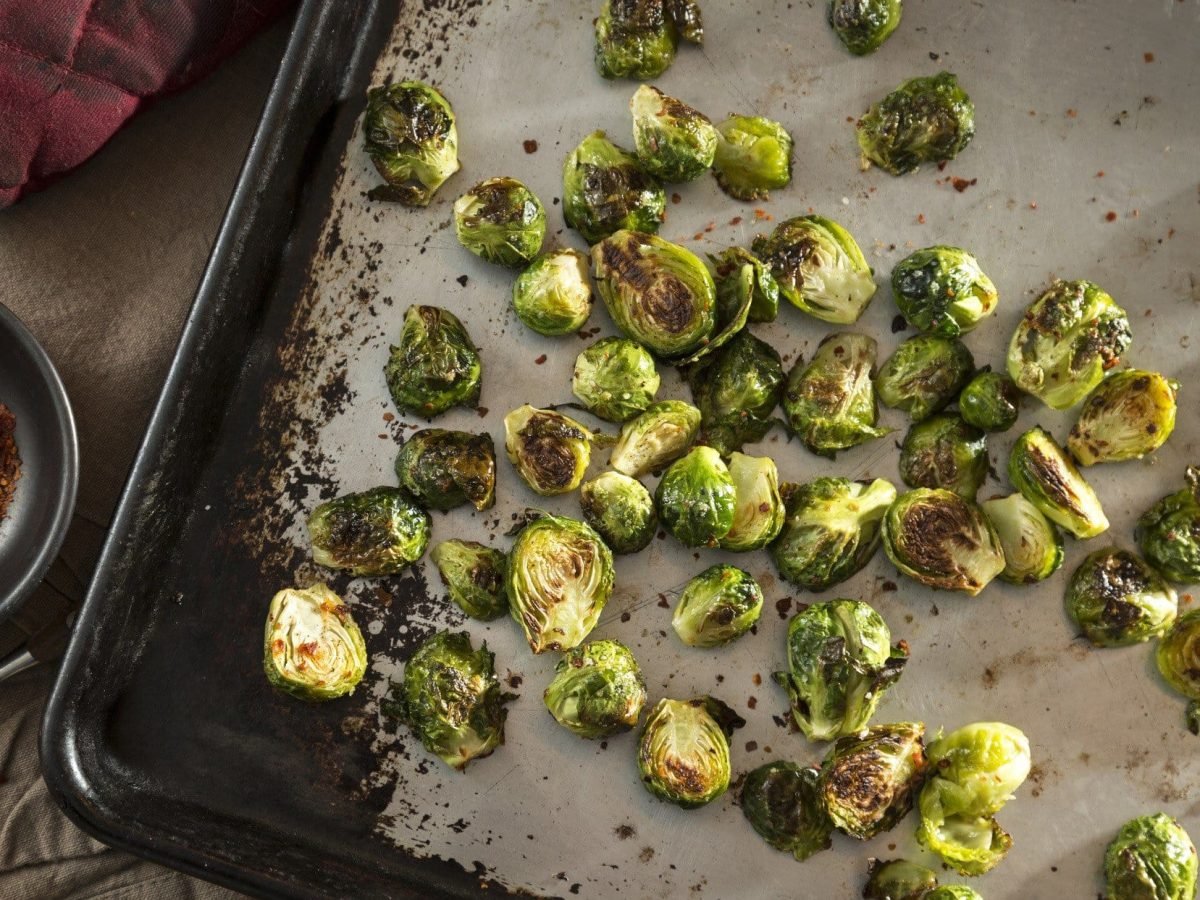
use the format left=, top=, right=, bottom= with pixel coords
left=0, top=0, right=293, bottom=207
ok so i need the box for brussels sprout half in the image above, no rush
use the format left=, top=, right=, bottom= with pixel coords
left=385, top=305, right=482, bottom=419
left=638, top=697, right=742, bottom=808
left=862, top=858, right=939, bottom=900
left=980, top=494, right=1064, bottom=585
left=672, top=564, right=764, bottom=647
left=594, top=0, right=679, bottom=80
left=263, top=584, right=367, bottom=701
left=544, top=639, right=647, bottom=739
left=1104, top=813, right=1198, bottom=900
left=882, top=488, right=1005, bottom=595
left=579, top=471, right=658, bottom=554
left=504, top=405, right=594, bottom=497
left=655, top=446, right=737, bottom=547
left=891, top=246, right=997, bottom=337
left=363, top=81, right=460, bottom=206
left=1009, top=426, right=1109, bottom=539
left=1068, top=369, right=1179, bottom=466
left=876, top=334, right=975, bottom=423
left=1157, top=610, right=1200, bottom=701
left=829, top=0, right=902, bottom=55
left=819, top=722, right=928, bottom=841
left=395, top=429, right=496, bottom=512
left=899, top=414, right=988, bottom=501
left=430, top=540, right=508, bottom=621
left=630, top=85, right=717, bottom=183
left=573, top=336, right=661, bottom=423
left=721, top=452, right=785, bottom=552
left=512, top=249, right=593, bottom=336
left=741, top=761, right=833, bottom=861
left=959, top=369, right=1021, bottom=433
left=609, top=399, right=701, bottom=476
left=926, top=889, right=983, bottom=900
left=453, top=177, right=545, bottom=268
left=1137, top=467, right=1200, bottom=584
left=710, top=246, right=781, bottom=325
left=308, top=487, right=431, bottom=577
left=857, top=72, right=975, bottom=175
left=688, top=330, right=784, bottom=456
left=1066, top=547, right=1177, bottom=648
left=563, top=131, right=666, bottom=244
left=712, top=115, right=794, bottom=201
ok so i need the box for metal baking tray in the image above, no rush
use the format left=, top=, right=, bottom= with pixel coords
left=43, top=0, right=1200, bottom=897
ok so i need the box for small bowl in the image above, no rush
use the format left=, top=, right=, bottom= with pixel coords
left=0, top=304, right=78, bottom=620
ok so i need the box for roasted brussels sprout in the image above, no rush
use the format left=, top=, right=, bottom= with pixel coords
left=1068, top=370, right=1179, bottom=466
left=609, top=399, right=701, bottom=476
left=720, top=452, right=785, bottom=552
left=1006, top=279, right=1132, bottom=411
left=630, top=85, right=717, bottom=183
left=391, top=631, right=512, bottom=771
left=770, top=477, right=897, bottom=591
left=638, top=697, right=740, bottom=808
left=453, top=177, right=545, bottom=268
left=592, top=229, right=716, bottom=358
left=741, top=762, right=833, bottom=861
left=819, top=722, right=928, bottom=840
left=263, top=584, right=367, bottom=701
left=857, top=72, right=975, bottom=175
left=1104, top=813, right=1198, bottom=900
left=875, top=334, right=975, bottom=423
left=503, top=405, right=594, bottom=497
left=862, top=858, right=939, bottom=900
left=1137, top=467, right=1200, bottom=584
left=308, top=487, right=431, bottom=576
left=572, top=337, right=660, bottom=423
left=563, top=131, right=666, bottom=244
left=655, top=446, right=736, bottom=547
left=899, top=414, right=988, bottom=500
left=752, top=216, right=877, bottom=324
left=688, top=330, right=784, bottom=456
left=394, top=429, right=496, bottom=511
left=543, top=639, right=647, bottom=739
left=512, top=249, right=593, bottom=335
left=430, top=540, right=508, bottom=621
left=917, top=722, right=1031, bottom=876
left=926, top=889, right=983, bottom=900
left=980, top=493, right=1064, bottom=585
left=1157, top=610, right=1200, bottom=702
left=363, top=81, right=460, bottom=206
left=672, top=564, right=764, bottom=647
left=891, top=246, right=997, bottom=337
left=579, top=471, right=658, bottom=554
left=666, top=0, right=704, bottom=43
left=959, top=369, right=1021, bottom=433
left=882, top=488, right=1005, bottom=595
left=385, top=305, right=482, bottom=418
left=1009, top=426, right=1109, bottom=539
left=774, top=599, right=908, bottom=742
left=507, top=514, right=614, bottom=654
left=710, top=246, right=781, bottom=324
left=829, top=0, right=902, bottom=55
left=711, top=115, right=794, bottom=201
left=783, top=332, right=889, bottom=457
left=594, top=0, right=679, bottom=80
left=1066, top=547, right=1177, bottom=647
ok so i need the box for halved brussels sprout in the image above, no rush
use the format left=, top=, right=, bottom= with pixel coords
left=712, top=115, right=794, bottom=201
left=595, top=0, right=679, bottom=80
left=882, top=488, right=1005, bottom=595
left=891, top=246, right=997, bottom=337
left=959, top=369, right=1021, bottom=433
left=593, top=229, right=716, bottom=358
left=308, top=487, right=431, bottom=576
left=875, top=334, right=975, bottom=423
left=672, top=564, right=764, bottom=647
left=829, top=0, right=902, bottom=55
left=638, top=697, right=741, bottom=808
left=688, top=330, right=784, bottom=456
left=630, top=85, right=717, bottom=183
left=504, top=405, right=594, bottom=497
left=819, top=722, right=928, bottom=841
left=544, top=639, right=647, bottom=739
left=385, top=305, right=482, bottom=418
left=980, top=494, right=1064, bottom=585
left=774, top=598, right=908, bottom=742
left=1066, top=547, right=1177, bottom=647
left=573, top=336, right=661, bottom=423
left=512, top=249, right=593, bottom=335
left=863, top=858, right=939, bottom=900
left=741, top=761, right=833, bottom=861
left=1006, top=279, right=1132, bottom=411
left=394, top=429, right=496, bottom=511
left=263, top=584, right=367, bottom=701
left=579, top=471, right=658, bottom=554
left=563, top=131, right=666, bottom=243
left=770, top=477, right=897, bottom=591
left=1157, top=610, right=1200, bottom=701
left=751, top=216, right=877, bottom=324
left=363, top=81, right=459, bottom=206
left=926, top=888, right=983, bottom=900
left=783, top=332, right=889, bottom=457
left=857, top=72, right=975, bottom=175
left=430, top=540, right=508, bottom=620
left=1009, top=426, right=1109, bottom=539
left=609, top=399, right=701, bottom=476
left=710, top=246, right=781, bottom=324
left=453, top=177, right=545, bottom=268
left=899, top=414, right=988, bottom=500
left=507, top=514, right=614, bottom=653
left=655, top=445, right=737, bottom=547
left=917, top=722, right=1031, bottom=876
left=720, top=453, right=785, bottom=552
left=1068, top=369, right=1179, bottom=466
left=1105, top=813, right=1198, bottom=900
left=1136, top=467, right=1200, bottom=584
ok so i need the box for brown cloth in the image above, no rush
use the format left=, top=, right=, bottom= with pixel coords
left=0, top=17, right=292, bottom=900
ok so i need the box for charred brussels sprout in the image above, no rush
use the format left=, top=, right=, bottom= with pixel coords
left=770, top=477, right=897, bottom=591
left=1137, top=467, right=1200, bottom=584
left=752, top=216, right=877, bottom=324
left=666, top=0, right=704, bottom=43
left=1067, top=547, right=1177, bottom=647
left=672, top=564, right=764, bottom=647
left=876, top=334, right=975, bottom=423
left=594, top=0, right=679, bottom=80
left=1006, top=279, right=1132, bottom=411
left=573, top=337, right=660, bottom=423
left=630, top=85, right=717, bottom=183
left=959, top=370, right=1021, bottom=433
left=504, top=406, right=594, bottom=496
left=263, top=584, right=367, bottom=701
left=721, top=453, right=785, bottom=552
left=638, top=697, right=741, bottom=808
left=308, top=487, right=431, bottom=576
left=579, top=471, right=658, bottom=554
left=363, top=81, right=460, bottom=206
left=385, top=305, right=482, bottom=418
left=899, top=414, right=988, bottom=500
left=392, top=631, right=512, bottom=771
left=1104, top=813, right=1198, bottom=900
left=1068, top=370, right=1179, bottom=466
left=544, top=639, right=647, bottom=739
left=710, top=246, right=781, bottom=324
left=712, top=115, right=794, bottom=201
left=980, top=494, right=1064, bottom=585
left=512, top=249, right=593, bottom=336
left=774, top=599, right=908, bottom=742
left=592, top=230, right=716, bottom=358
left=655, top=446, right=736, bottom=547
left=863, top=858, right=939, bottom=900
left=882, top=488, right=1005, bottom=595
left=563, top=131, right=666, bottom=243
left=1157, top=610, right=1200, bottom=702
left=394, top=429, right=496, bottom=511
left=891, top=246, right=997, bottom=337
left=917, top=722, right=1031, bottom=876
left=857, top=72, right=975, bottom=175
left=741, top=762, right=833, bottom=861
left=430, top=540, right=508, bottom=621
left=453, top=177, right=545, bottom=267
left=926, top=889, right=983, bottom=900
left=820, top=722, right=928, bottom=840
left=783, top=332, right=889, bottom=457
left=609, top=399, right=701, bottom=476
left=688, top=330, right=784, bottom=456
left=1009, top=426, right=1108, bottom=539
left=829, top=0, right=902, bottom=55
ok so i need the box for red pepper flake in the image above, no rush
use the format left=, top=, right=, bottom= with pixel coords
left=1168, top=228, right=1176, bottom=238
left=1131, top=208, right=1140, bottom=218
left=951, top=176, right=977, bottom=193
left=937, top=160, right=949, bottom=171
left=1183, top=593, right=1193, bottom=605
left=1105, top=211, right=1118, bottom=222
left=704, top=222, right=715, bottom=233
left=1096, top=170, right=1105, bottom=177
left=729, top=216, right=742, bottom=226
left=657, top=594, right=670, bottom=609
left=522, top=139, right=539, bottom=154
left=382, top=412, right=394, bottom=422
left=745, top=740, right=758, bottom=752
left=1065, top=108, right=1078, bottom=118
left=1028, top=109, right=1037, bottom=116
left=753, top=208, right=769, bottom=220
left=377, top=433, right=389, bottom=439
left=476, top=406, right=489, bottom=418
left=917, top=213, right=927, bottom=224
left=747, top=696, right=758, bottom=710
left=1029, top=201, right=1038, bottom=210
left=1145, top=308, right=1153, bottom=317
left=534, top=354, right=547, bottom=365
left=693, top=232, right=704, bottom=241
left=752, top=673, right=762, bottom=686
left=1144, top=51, right=1155, bottom=63
left=671, top=192, right=682, bottom=204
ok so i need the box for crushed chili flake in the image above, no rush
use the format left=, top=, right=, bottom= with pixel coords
left=1065, top=108, right=1078, bottom=118
left=845, top=115, right=855, bottom=123
left=1144, top=51, right=1155, bottom=62
left=522, top=139, right=539, bottom=154
left=1096, top=170, right=1105, bottom=177
left=752, top=673, right=762, bottom=686
left=671, top=192, right=682, bottom=204
left=476, top=406, right=489, bottom=418
left=753, top=208, right=769, bottom=220
left=693, top=232, right=704, bottom=241
left=704, top=223, right=715, bottom=233
left=937, top=160, right=949, bottom=171
left=951, top=177, right=977, bottom=193
left=0, top=405, right=19, bottom=521
left=534, top=354, right=547, bottom=365
left=747, top=696, right=758, bottom=710
left=916, top=213, right=927, bottom=224
left=1029, top=201, right=1038, bottom=210
left=729, top=216, right=742, bottom=226
left=382, top=412, right=394, bottom=422
left=1105, top=211, right=1118, bottom=222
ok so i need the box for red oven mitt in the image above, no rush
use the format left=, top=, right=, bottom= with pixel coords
left=0, top=0, right=294, bottom=207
